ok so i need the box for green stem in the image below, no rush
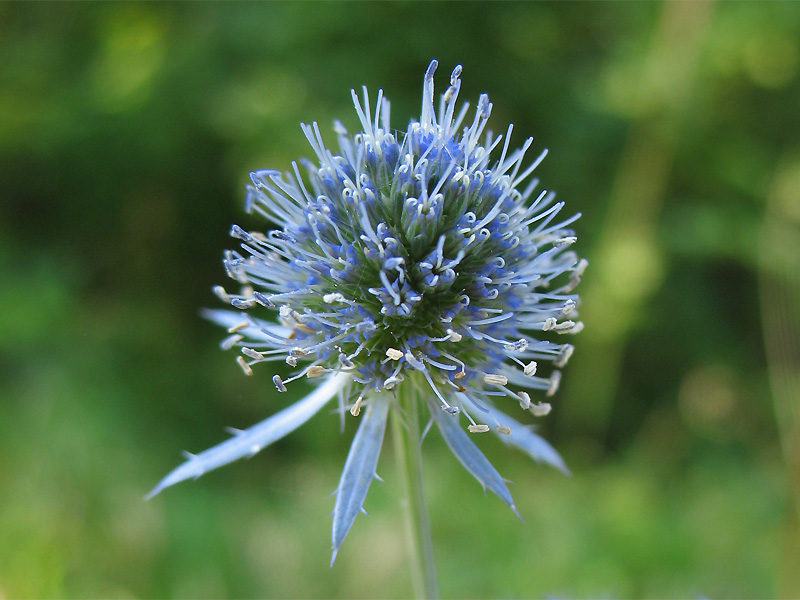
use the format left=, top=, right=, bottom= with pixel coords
left=393, top=382, right=439, bottom=599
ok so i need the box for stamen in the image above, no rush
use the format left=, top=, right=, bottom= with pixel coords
left=468, top=424, right=490, bottom=433
left=495, top=425, right=512, bottom=435
left=546, top=371, right=562, bottom=397
left=530, top=402, right=552, bottom=417
left=236, top=356, right=254, bottom=376
left=553, top=236, right=577, bottom=248
left=220, top=334, right=243, bottom=351
left=306, top=365, right=327, bottom=378
left=350, top=396, right=363, bottom=417
left=227, top=321, right=250, bottom=333
left=213, top=285, right=230, bottom=303
left=385, top=348, right=403, bottom=361
left=242, top=347, right=264, bottom=360
left=483, top=374, right=509, bottom=386
left=447, top=329, right=462, bottom=342
left=518, top=391, right=531, bottom=409
left=272, top=374, right=287, bottom=392
left=554, top=344, right=574, bottom=367
left=324, top=293, right=347, bottom=303
left=524, top=361, right=537, bottom=377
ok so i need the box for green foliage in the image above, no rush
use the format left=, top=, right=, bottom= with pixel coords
left=1, top=2, right=798, bottom=597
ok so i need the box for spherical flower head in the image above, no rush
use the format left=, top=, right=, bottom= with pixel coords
left=149, top=60, right=586, bottom=562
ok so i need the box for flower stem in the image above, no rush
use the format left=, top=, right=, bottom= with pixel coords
left=393, top=383, right=439, bottom=599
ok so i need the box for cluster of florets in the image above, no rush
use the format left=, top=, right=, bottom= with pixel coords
left=215, top=60, right=584, bottom=424
left=150, top=60, right=586, bottom=562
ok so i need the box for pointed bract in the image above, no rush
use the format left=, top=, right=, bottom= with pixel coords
left=430, top=402, right=520, bottom=519
left=331, top=397, right=391, bottom=563
left=147, top=373, right=349, bottom=499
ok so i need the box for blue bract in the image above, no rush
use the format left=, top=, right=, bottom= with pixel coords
left=149, top=60, right=586, bottom=563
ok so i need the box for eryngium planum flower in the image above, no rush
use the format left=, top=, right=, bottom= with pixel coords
left=149, top=60, right=586, bottom=562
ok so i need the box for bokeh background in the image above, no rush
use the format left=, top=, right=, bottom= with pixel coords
left=2, top=2, right=799, bottom=598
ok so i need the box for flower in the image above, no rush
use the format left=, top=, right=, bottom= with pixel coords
left=148, top=60, right=586, bottom=563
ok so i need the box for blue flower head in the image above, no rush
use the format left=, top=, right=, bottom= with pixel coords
left=149, top=60, right=586, bottom=563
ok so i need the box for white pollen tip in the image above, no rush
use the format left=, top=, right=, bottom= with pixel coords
left=553, top=236, right=577, bottom=248
left=546, top=371, right=562, bottom=397
left=523, top=361, right=537, bottom=377
left=350, top=396, right=363, bottom=417
left=236, top=356, right=253, bottom=376
left=227, top=321, right=250, bottom=333
left=272, top=374, right=287, bottom=392
left=530, top=402, right=552, bottom=417
left=542, top=317, right=557, bottom=331
left=383, top=376, right=401, bottom=390
left=483, top=373, right=508, bottom=386
left=447, top=328, right=463, bottom=342
left=212, top=285, right=230, bottom=303
left=385, top=348, right=403, bottom=361
left=242, top=347, right=264, bottom=360
left=220, top=334, right=243, bottom=351
left=568, top=321, right=585, bottom=334
left=554, top=344, right=574, bottom=367
left=323, top=293, right=346, bottom=304
left=495, top=425, right=512, bottom=435
left=518, top=391, right=531, bottom=409
left=306, top=365, right=326, bottom=378
left=468, top=424, right=490, bottom=433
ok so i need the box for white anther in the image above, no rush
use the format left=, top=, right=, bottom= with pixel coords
left=468, top=424, right=490, bottom=433
left=290, top=347, right=307, bottom=358
left=524, top=361, right=538, bottom=377
left=561, top=299, right=576, bottom=315
left=272, top=374, right=287, bottom=392
left=518, top=391, right=531, bottom=410
left=505, top=338, right=528, bottom=352
left=383, top=376, right=401, bottom=390
left=286, top=355, right=298, bottom=367
left=232, top=298, right=255, bottom=309
left=483, top=374, right=508, bottom=386
left=385, top=348, right=403, bottom=361
left=236, top=356, right=253, bottom=376
left=213, top=285, right=230, bottom=303
left=227, top=321, right=250, bottom=333
left=447, top=329, right=463, bottom=342
left=323, top=293, right=346, bottom=303
left=553, top=320, right=576, bottom=332
left=350, top=396, right=363, bottom=417
left=495, top=425, right=512, bottom=435
left=553, top=236, right=577, bottom=248
left=220, top=334, right=243, bottom=351
left=567, top=321, right=585, bottom=334
left=242, top=347, right=264, bottom=360
left=306, top=365, right=326, bottom=378
left=546, top=370, right=562, bottom=397
left=530, top=402, right=552, bottom=417
left=454, top=370, right=466, bottom=379
left=542, top=317, right=557, bottom=331
left=554, top=344, right=574, bottom=367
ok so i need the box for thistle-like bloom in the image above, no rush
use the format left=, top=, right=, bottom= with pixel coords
left=149, top=60, right=586, bottom=562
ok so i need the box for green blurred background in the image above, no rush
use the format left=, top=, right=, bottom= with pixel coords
left=2, top=2, right=799, bottom=597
